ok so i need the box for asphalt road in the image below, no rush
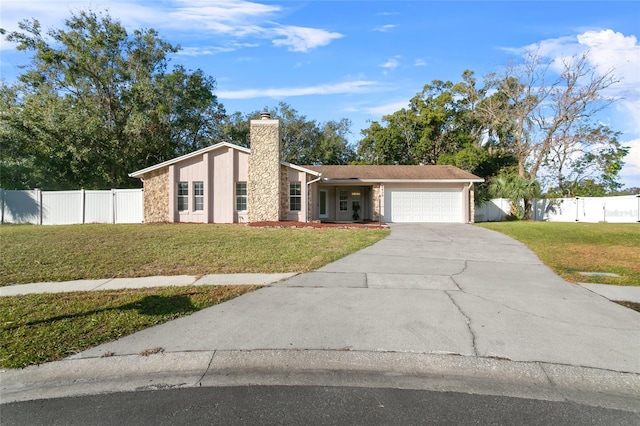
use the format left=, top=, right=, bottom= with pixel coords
left=3, top=386, right=639, bottom=426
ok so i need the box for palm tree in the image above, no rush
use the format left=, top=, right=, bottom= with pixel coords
left=490, top=175, right=539, bottom=219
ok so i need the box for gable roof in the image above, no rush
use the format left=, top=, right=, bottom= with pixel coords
left=304, top=165, right=483, bottom=183
left=129, top=142, right=482, bottom=183
left=129, top=142, right=249, bottom=178
left=129, top=142, right=321, bottom=179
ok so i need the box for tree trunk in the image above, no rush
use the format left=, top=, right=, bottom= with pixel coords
left=523, top=197, right=533, bottom=220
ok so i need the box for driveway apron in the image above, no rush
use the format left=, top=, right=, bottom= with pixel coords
left=74, top=224, right=640, bottom=374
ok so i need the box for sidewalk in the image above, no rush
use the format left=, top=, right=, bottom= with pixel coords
left=3, top=274, right=639, bottom=304
left=0, top=273, right=298, bottom=296
left=578, top=283, right=640, bottom=304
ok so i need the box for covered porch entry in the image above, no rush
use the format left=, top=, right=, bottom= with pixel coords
left=316, top=185, right=379, bottom=223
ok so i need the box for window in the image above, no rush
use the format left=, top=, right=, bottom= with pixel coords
left=236, top=182, right=247, bottom=211
left=177, top=182, right=188, bottom=211
left=339, top=191, right=348, bottom=211
left=193, top=182, right=204, bottom=211
left=290, top=182, right=302, bottom=211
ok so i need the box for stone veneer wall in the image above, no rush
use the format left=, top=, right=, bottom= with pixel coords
left=372, top=184, right=381, bottom=222
left=279, top=166, right=289, bottom=221
left=248, top=119, right=281, bottom=222
left=141, top=168, right=169, bottom=223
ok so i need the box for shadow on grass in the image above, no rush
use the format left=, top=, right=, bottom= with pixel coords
left=3, top=295, right=197, bottom=330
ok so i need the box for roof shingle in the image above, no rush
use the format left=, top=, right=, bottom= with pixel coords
left=303, top=165, right=483, bottom=181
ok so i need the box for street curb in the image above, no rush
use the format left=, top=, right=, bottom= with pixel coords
left=2, top=350, right=639, bottom=412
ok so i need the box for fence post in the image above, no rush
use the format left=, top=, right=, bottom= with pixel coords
left=81, top=188, right=86, bottom=224
left=36, top=188, right=43, bottom=225
left=112, top=189, right=117, bottom=224
left=0, top=188, right=4, bottom=224
left=575, top=197, right=580, bottom=222
left=637, top=195, right=640, bottom=223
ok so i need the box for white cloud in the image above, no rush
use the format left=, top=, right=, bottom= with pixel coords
left=0, top=0, right=170, bottom=31
left=364, top=100, right=410, bottom=116
left=218, top=80, right=377, bottom=99
left=177, top=46, right=233, bottom=56
left=619, top=138, right=640, bottom=188
left=0, top=0, right=342, bottom=53
left=271, top=25, right=343, bottom=52
left=622, top=137, right=640, bottom=170
left=414, top=59, right=426, bottom=67
left=176, top=42, right=260, bottom=56
left=374, top=24, right=396, bottom=32
left=380, top=57, right=400, bottom=69
left=170, top=0, right=280, bottom=23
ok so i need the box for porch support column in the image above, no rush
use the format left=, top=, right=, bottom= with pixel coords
left=468, top=182, right=475, bottom=224
left=372, top=183, right=381, bottom=222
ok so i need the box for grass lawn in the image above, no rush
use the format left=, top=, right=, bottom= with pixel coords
left=477, top=222, right=640, bottom=286
left=0, top=223, right=389, bottom=368
left=0, top=285, right=259, bottom=368
left=0, top=223, right=389, bottom=285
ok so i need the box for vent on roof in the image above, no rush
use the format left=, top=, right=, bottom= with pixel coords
left=261, top=111, right=271, bottom=120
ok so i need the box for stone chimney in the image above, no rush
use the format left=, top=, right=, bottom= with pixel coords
left=248, top=112, right=282, bottom=222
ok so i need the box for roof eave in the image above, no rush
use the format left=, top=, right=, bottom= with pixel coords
left=129, top=142, right=250, bottom=178
left=281, top=161, right=322, bottom=177
left=322, top=178, right=485, bottom=184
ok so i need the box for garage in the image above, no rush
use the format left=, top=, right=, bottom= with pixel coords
left=385, top=187, right=463, bottom=223
left=306, top=165, right=482, bottom=224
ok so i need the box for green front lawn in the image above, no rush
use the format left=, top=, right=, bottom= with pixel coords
left=0, top=223, right=389, bottom=368
left=477, top=222, right=640, bottom=286
left=1, top=223, right=389, bottom=285
left=0, top=285, right=259, bottom=368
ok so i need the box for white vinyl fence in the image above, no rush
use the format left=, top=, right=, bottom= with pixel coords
left=1, top=189, right=144, bottom=225
left=475, top=195, right=640, bottom=223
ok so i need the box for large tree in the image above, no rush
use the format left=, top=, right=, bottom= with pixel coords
left=358, top=78, right=478, bottom=165
left=480, top=53, right=625, bottom=214
left=1, top=10, right=225, bottom=189
left=358, top=57, right=628, bottom=212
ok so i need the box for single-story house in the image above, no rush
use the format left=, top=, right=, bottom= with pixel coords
left=130, top=113, right=483, bottom=224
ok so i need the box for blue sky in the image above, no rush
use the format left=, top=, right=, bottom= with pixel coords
left=1, top=1, right=639, bottom=188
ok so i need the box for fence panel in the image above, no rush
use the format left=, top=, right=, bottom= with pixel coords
left=577, top=197, right=605, bottom=223
left=2, top=188, right=143, bottom=225
left=114, top=189, right=144, bottom=224
left=41, top=191, right=84, bottom=225
left=474, top=198, right=509, bottom=222
left=1, top=189, right=40, bottom=224
left=85, top=190, right=113, bottom=224
left=604, top=195, right=639, bottom=223
left=476, top=195, right=638, bottom=223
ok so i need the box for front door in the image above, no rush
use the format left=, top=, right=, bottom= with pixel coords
left=319, top=190, right=328, bottom=219
left=336, top=188, right=362, bottom=222
left=351, top=191, right=361, bottom=221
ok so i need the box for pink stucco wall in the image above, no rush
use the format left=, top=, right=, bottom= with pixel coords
left=170, top=146, right=249, bottom=223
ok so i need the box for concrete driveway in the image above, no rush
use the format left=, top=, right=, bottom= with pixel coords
left=74, top=223, right=640, bottom=374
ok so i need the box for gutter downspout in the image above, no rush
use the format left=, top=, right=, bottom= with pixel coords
left=467, top=181, right=474, bottom=224
left=306, top=175, right=322, bottom=223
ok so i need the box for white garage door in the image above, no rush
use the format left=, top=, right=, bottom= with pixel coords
left=387, top=188, right=463, bottom=223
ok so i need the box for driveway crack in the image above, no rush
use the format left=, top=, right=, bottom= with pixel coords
left=445, top=290, right=478, bottom=356
left=450, top=260, right=467, bottom=290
